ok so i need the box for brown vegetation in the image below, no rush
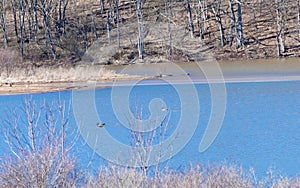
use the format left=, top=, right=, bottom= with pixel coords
left=0, top=0, right=299, bottom=66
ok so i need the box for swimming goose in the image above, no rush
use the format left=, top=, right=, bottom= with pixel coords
left=97, top=123, right=106, bottom=128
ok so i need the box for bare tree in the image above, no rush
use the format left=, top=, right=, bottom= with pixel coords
left=91, top=10, right=99, bottom=43
left=236, top=0, right=244, bottom=47
left=116, top=0, right=120, bottom=48
left=9, top=0, right=19, bottom=40
left=197, top=0, right=204, bottom=45
left=40, top=0, right=57, bottom=59
left=211, top=0, right=225, bottom=47
left=18, top=0, right=25, bottom=56
left=228, top=0, right=244, bottom=47
left=57, top=0, right=69, bottom=35
left=228, top=0, right=237, bottom=45
left=298, top=0, right=300, bottom=39
left=135, top=0, right=144, bottom=59
left=275, top=0, right=286, bottom=56
left=100, top=0, right=105, bottom=13
left=129, top=106, right=172, bottom=178
left=186, top=0, right=195, bottom=38
left=0, top=0, right=8, bottom=48
left=106, top=10, right=111, bottom=43
left=165, top=0, right=173, bottom=56
left=1, top=99, right=79, bottom=187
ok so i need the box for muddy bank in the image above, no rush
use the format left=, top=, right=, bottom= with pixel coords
left=107, top=58, right=300, bottom=81
left=1, top=58, right=300, bottom=95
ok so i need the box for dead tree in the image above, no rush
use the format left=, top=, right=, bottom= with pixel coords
left=228, top=0, right=244, bottom=47
left=275, top=0, right=286, bottom=56
left=91, top=10, right=99, bottom=43
left=228, top=0, right=237, bottom=45
left=100, top=0, right=105, bottom=13
left=106, top=10, right=111, bottom=43
left=0, top=0, right=8, bottom=48
left=18, top=0, right=25, bottom=57
left=236, top=0, right=244, bottom=47
left=136, top=0, right=144, bottom=59
left=186, top=0, right=195, bottom=38
left=24, top=0, right=33, bottom=40
left=197, top=0, right=210, bottom=45
left=211, top=0, right=225, bottom=47
left=32, top=0, right=38, bottom=37
left=9, top=0, right=19, bottom=40
left=40, top=0, right=56, bottom=59
left=116, top=0, right=120, bottom=48
left=166, top=0, right=173, bottom=56
left=298, top=0, right=300, bottom=39
left=57, top=0, right=69, bottom=35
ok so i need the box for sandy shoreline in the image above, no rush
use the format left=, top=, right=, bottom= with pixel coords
left=1, top=59, right=300, bottom=95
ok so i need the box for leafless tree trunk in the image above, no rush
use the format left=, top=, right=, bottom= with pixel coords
left=298, top=0, right=300, bottom=38
left=228, top=0, right=244, bottom=47
left=18, top=0, right=25, bottom=56
left=32, top=0, right=38, bottom=37
left=57, top=0, right=68, bottom=35
left=167, top=1, right=173, bottom=55
left=136, top=0, right=144, bottom=59
left=41, top=0, right=56, bottom=59
left=24, top=0, right=33, bottom=40
left=186, top=0, right=195, bottom=38
left=0, top=0, right=8, bottom=48
left=228, top=0, right=236, bottom=45
left=236, top=0, right=244, bottom=47
left=100, top=0, right=105, bottom=13
left=10, top=0, right=19, bottom=40
left=116, top=0, right=120, bottom=48
left=197, top=0, right=209, bottom=45
left=211, top=0, right=225, bottom=47
left=91, top=10, right=99, bottom=43
left=63, top=0, right=69, bottom=34
left=275, top=0, right=286, bottom=56
left=106, top=10, right=111, bottom=43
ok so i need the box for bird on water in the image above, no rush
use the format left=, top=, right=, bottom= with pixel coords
left=97, top=123, right=106, bottom=128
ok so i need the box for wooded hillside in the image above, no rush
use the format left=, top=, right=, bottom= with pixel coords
left=0, top=0, right=299, bottom=64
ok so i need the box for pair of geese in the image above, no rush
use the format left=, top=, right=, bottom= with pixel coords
left=96, top=107, right=169, bottom=128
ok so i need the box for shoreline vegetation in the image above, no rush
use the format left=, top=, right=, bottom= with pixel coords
left=0, top=58, right=300, bottom=94
left=0, top=0, right=300, bottom=93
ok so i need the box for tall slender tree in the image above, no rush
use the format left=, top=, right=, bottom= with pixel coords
left=275, top=0, right=286, bottom=56
left=298, top=0, right=300, bottom=39
left=211, top=0, right=225, bottom=46
left=136, top=0, right=144, bottom=59
left=186, top=0, right=195, bottom=38
left=0, top=0, right=8, bottom=48
left=236, top=0, right=244, bottom=47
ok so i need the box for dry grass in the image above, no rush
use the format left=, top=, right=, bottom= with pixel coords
left=71, top=165, right=300, bottom=188
left=3, top=158, right=300, bottom=188
left=0, top=64, right=122, bottom=84
left=0, top=48, right=124, bottom=85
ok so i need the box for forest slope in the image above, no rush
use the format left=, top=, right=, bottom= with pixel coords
left=0, top=0, right=299, bottom=66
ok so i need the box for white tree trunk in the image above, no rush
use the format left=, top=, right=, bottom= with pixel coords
left=236, top=0, right=244, bottom=47
left=136, top=0, right=144, bottom=59
left=186, top=0, right=194, bottom=38
left=275, top=0, right=285, bottom=56
left=211, top=1, right=225, bottom=47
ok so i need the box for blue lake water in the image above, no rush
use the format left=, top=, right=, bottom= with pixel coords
left=1, top=80, right=300, bottom=179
